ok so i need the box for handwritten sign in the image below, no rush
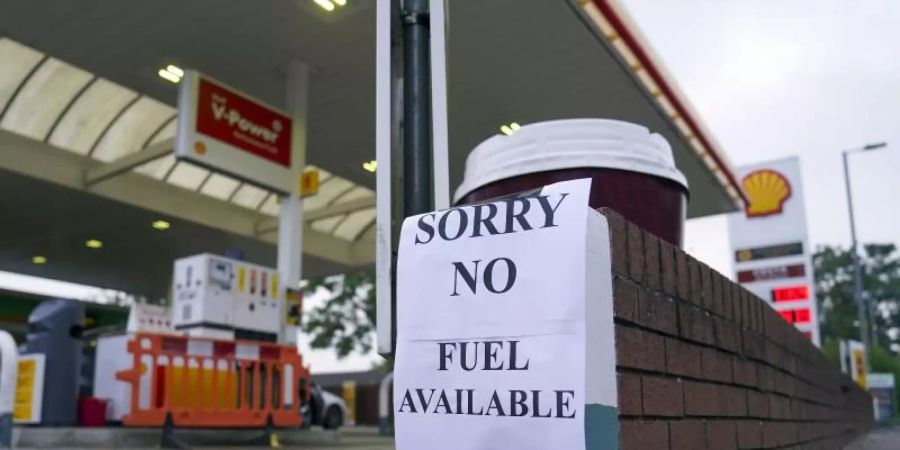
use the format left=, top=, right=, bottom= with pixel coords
left=394, top=179, right=593, bottom=450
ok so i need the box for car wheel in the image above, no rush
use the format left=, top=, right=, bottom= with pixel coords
left=323, top=405, right=344, bottom=430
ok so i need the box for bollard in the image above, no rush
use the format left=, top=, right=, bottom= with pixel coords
left=377, top=371, right=394, bottom=436
left=0, top=330, right=19, bottom=449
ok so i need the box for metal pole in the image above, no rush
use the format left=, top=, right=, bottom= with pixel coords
left=842, top=150, right=870, bottom=371
left=402, top=0, right=433, bottom=217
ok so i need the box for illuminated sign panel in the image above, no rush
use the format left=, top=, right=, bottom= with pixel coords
left=176, top=70, right=301, bottom=194
left=727, top=157, right=820, bottom=346
left=734, top=242, right=803, bottom=263
left=736, top=264, right=805, bottom=283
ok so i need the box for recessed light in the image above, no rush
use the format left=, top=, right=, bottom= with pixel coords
left=32, top=256, right=47, bottom=265
left=500, top=122, right=522, bottom=136
left=362, top=160, right=378, bottom=173
left=158, top=68, right=181, bottom=84
left=313, top=0, right=335, bottom=11
left=85, top=239, right=103, bottom=249
left=165, top=64, right=184, bottom=78
left=152, top=220, right=171, bottom=230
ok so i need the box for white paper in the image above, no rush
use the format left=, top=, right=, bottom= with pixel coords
left=394, top=179, right=592, bottom=450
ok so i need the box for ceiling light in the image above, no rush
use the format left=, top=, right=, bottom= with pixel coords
left=152, top=220, right=171, bottom=230
left=362, top=160, right=378, bottom=173
left=85, top=239, right=103, bottom=249
left=500, top=122, right=522, bottom=136
left=32, top=256, right=47, bottom=265
left=332, top=0, right=346, bottom=5
left=158, top=68, right=181, bottom=84
left=313, top=0, right=335, bottom=11
left=165, top=64, right=184, bottom=78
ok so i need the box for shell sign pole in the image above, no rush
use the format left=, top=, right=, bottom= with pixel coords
left=175, top=70, right=301, bottom=196
left=728, top=157, right=821, bottom=346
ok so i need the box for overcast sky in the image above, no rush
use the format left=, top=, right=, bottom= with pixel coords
left=620, top=0, right=900, bottom=276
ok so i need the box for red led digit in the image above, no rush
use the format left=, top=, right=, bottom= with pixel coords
left=772, top=285, right=809, bottom=302
left=794, top=308, right=811, bottom=323
left=778, top=310, right=794, bottom=323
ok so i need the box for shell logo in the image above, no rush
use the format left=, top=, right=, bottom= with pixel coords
left=742, top=169, right=792, bottom=217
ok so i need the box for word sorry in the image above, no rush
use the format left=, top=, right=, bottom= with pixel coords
left=413, top=193, right=569, bottom=244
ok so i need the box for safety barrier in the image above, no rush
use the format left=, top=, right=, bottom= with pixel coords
left=116, top=332, right=310, bottom=428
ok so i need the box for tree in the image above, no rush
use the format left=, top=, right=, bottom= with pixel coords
left=303, top=270, right=377, bottom=358
left=814, top=243, right=900, bottom=352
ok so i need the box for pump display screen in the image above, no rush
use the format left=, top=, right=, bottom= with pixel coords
left=771, top=285, right=809, bottom=302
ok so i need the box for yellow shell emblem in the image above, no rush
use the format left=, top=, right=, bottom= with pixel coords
left=742, top=169, right=791, bottom=217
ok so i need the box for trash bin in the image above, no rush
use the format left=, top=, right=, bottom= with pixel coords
left=25, top=299, right=85, bottom=426
left=454, top=119, right=689, bottom=246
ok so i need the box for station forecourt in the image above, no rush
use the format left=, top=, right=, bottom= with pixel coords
left=0, top=0, right=750, bottom=442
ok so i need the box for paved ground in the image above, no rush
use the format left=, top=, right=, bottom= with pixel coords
left=845, top=425, right=900, bottom=450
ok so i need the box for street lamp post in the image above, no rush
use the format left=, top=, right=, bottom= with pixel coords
left=841, top=141, right=887, bottom=371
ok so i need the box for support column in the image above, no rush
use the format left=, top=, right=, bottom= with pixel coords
left=279, top=62, right=310, bottom=344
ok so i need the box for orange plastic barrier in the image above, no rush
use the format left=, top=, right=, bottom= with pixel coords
left=116, top=332, right=310, bottom=428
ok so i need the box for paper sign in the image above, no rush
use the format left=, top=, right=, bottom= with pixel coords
left=394, top=179, right=592, bottom=450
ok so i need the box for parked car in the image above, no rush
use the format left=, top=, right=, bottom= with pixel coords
left=301, top=382, right=347, bottom=429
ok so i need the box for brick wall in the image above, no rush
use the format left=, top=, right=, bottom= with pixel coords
left=600, top=209, right=873, bottom=450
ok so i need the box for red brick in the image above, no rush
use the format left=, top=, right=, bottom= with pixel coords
left=665, top=338, right=703, bottom=379
left=757, top=365, right=775, bottom=392
left=616, top=325, right=665, bottom=372
left=627, top=222, right=644, bottom=283
left=718, top=386, right=748, bottom=416
left=642, top=376, right=684, bottom=417
left=700, top=263, right=714, bottom=311
left=732, top=359, right=758, bottom=387
left=599, top=208, right=629, bottom=277
left=660, top=240, right=677, bottom=297
left=737, top=420, right=762, bottom=449
left=644, top=232, right=662, bottom=292
left=739, top=289, right=751, bottom=329
left=684, top=381, right=718, bottom=416
left=676, top=247, right=690, bottom=301
left=711, top=272, right=724, bottom=316
left=679, top=304, right=715, bottom=345
left=620, top=420, right=668, bottom=450
left=768, top=393, right=791, bottom=419
left=639, top=290, right=678, bottom=335
left=670, top=420, right=707, bottom=450
left=713, top=316, right=741, bottom=353
left=747, top=390, right=769, bottom=418
left=701, top=348, right=733, bottom=383
left=688, top=256, right=703, bottom=307
left=722, top=280, right=734, bottom=321
left=706, top=420, right=738, bottom=450
left=741, top=330, right=766, bottom=363
left=617, top=373, right=642, bottom=415
left=613, top=276, right=640, bottom=323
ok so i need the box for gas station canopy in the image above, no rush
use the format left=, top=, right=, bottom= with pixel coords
left=0, top=0, right=742, bottom=299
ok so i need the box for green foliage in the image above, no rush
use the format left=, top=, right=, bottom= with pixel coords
left=303, top=270, right=376, bottom=358
left=813, top=243, right=900, bottom=350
